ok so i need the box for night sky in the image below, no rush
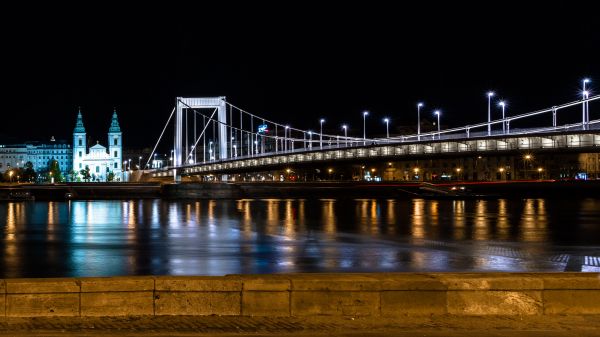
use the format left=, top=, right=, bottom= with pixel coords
left=1, top=4, right=599, bottom=149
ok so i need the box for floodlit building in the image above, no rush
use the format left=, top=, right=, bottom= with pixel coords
left=72, top=109, right=123, bottom=181
left=0, top=138, right=72, bottom=175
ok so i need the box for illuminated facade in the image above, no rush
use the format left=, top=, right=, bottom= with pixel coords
left=0, top=138, right=72, bottom=174
left=73, top=109, right=123, bottom=181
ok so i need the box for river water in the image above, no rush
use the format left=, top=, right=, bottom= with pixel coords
left=1, top=198, right=599, bottom=277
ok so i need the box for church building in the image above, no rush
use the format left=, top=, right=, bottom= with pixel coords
left=72, top=109, right=123, bottom=181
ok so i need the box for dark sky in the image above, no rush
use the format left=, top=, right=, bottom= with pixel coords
left=1, top=4, right=599, bottom=149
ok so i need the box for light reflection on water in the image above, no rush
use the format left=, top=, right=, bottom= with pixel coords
left=1, top=198, right=600, bottom=277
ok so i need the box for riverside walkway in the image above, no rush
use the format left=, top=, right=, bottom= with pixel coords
left=1, top=315, right=600, bottom=336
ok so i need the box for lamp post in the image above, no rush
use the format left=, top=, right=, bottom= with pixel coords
left=209, top=141, right=214, bottom=160
left=487, top=91, right=495, bottom=136
left=9, top=170, right=13, bottom=183
left=524, top=154, right=532, bottom=179
left=233, top=144, right=237, bottom=157
left=383, top=118, right=389, bottom=139
left=417, top=102, right=423, bottom=141
left=308, top=131, right=313, bottom=149
left=363, top=111, right=369, bottom=146
left=342, top=124, right=348, bottom=146
left=284, top=125, right=289, bottom=151
left=434, top=110, right=441, bottom=140
left=499, top=101, right=506, bottom=134
left=319, top=119, right=325, bottom=148
left=138, top=156, right=142, bottom=170
left=583, top=90, right=590, bottom=131
left=128, top=158, right=131, bottom=171
left=583, top=79, right=590, bottom=130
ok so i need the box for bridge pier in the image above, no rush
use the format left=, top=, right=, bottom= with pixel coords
left=175, top=97, right=228, bottom=182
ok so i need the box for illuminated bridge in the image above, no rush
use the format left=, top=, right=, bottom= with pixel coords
left=146, top=92, right=600, bottom=181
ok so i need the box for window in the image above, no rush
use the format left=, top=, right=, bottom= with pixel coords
left=114, top=138, right=118, bottom=146
left=96, top=166, right=99, bottom=173
left=79, top=151, right=82, bottom=158
left=114, top=162, right=117, bottom=168
left=114, top=151, right=117, bottom=158
left=78, top=139, right=82, bottom=146
left=79, top=163, right=82, bottom=169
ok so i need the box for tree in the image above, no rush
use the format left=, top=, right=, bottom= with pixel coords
left=22, top=161, right=36, bottom=182
left=107, top=171, right=115, bottom=182
left=68, top=169, right=77, bottom=182
left=80, top=166, right=91, bottom=182
left=48, top=159, right=63, bottom=182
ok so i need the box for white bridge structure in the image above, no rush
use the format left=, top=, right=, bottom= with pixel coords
left=147, top=93, right=600, bottom=180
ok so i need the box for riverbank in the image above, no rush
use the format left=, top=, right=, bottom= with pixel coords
left=1, top=180, right=600, bottom=200
left=0, top=273, right=598, bottom=318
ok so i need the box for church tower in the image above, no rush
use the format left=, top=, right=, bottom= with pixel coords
left=108, top=108, right=122, bottom=174
left=73, top=108, right=87, bottom=172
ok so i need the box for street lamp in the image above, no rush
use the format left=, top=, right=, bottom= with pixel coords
left=456, top=167, right=462, bottom=181
left=523, top=154, right=532, bottom=179
left=417, top=102, right=424, bottom=141
left=128, top=158, right=131, bottom=171
left=138, top=156, right=142, bottom=170
left=233, top=144, right=237, bottom=157
left=583, top=78, right=590, bottom=129
left=383, top=118, right=389, bottom=139
left=434, top=110, right=441, bottom=139
left=498, top=101, right=506, bottom=134
left=308, top=131, right=313, bottom=149
left=284, top=125, right=289, bottom=151
left=342, top=124, right=348, bottom=146
left=583, top=90, right=590, bottom=130
left=487, top=91, right=495, bottom=136
left=363, top=111, right=369, bottom=146
left=319, top=119, right=325, bottom=148
left=209, top=141, right=214, bottom=160
left=9, top=170, right=13, bottom=183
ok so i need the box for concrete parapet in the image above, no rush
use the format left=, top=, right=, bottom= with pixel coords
left=0, top=273, right=598, bottom=317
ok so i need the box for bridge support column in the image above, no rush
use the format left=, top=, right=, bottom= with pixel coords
left=175, top=97, right=229, bottom=182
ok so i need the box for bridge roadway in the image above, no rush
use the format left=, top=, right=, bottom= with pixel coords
left=152, top=124, right=600, bottom=178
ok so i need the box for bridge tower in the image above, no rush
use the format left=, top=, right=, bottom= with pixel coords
left=175, top=97, right=228, bottom=181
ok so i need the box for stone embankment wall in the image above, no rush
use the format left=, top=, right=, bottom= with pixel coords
left=1, top=273, right=598, bottom=317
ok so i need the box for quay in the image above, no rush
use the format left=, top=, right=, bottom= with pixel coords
left=1, top=180, right=600, bottom=200
left=0, top=273, right=600, bottom=336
